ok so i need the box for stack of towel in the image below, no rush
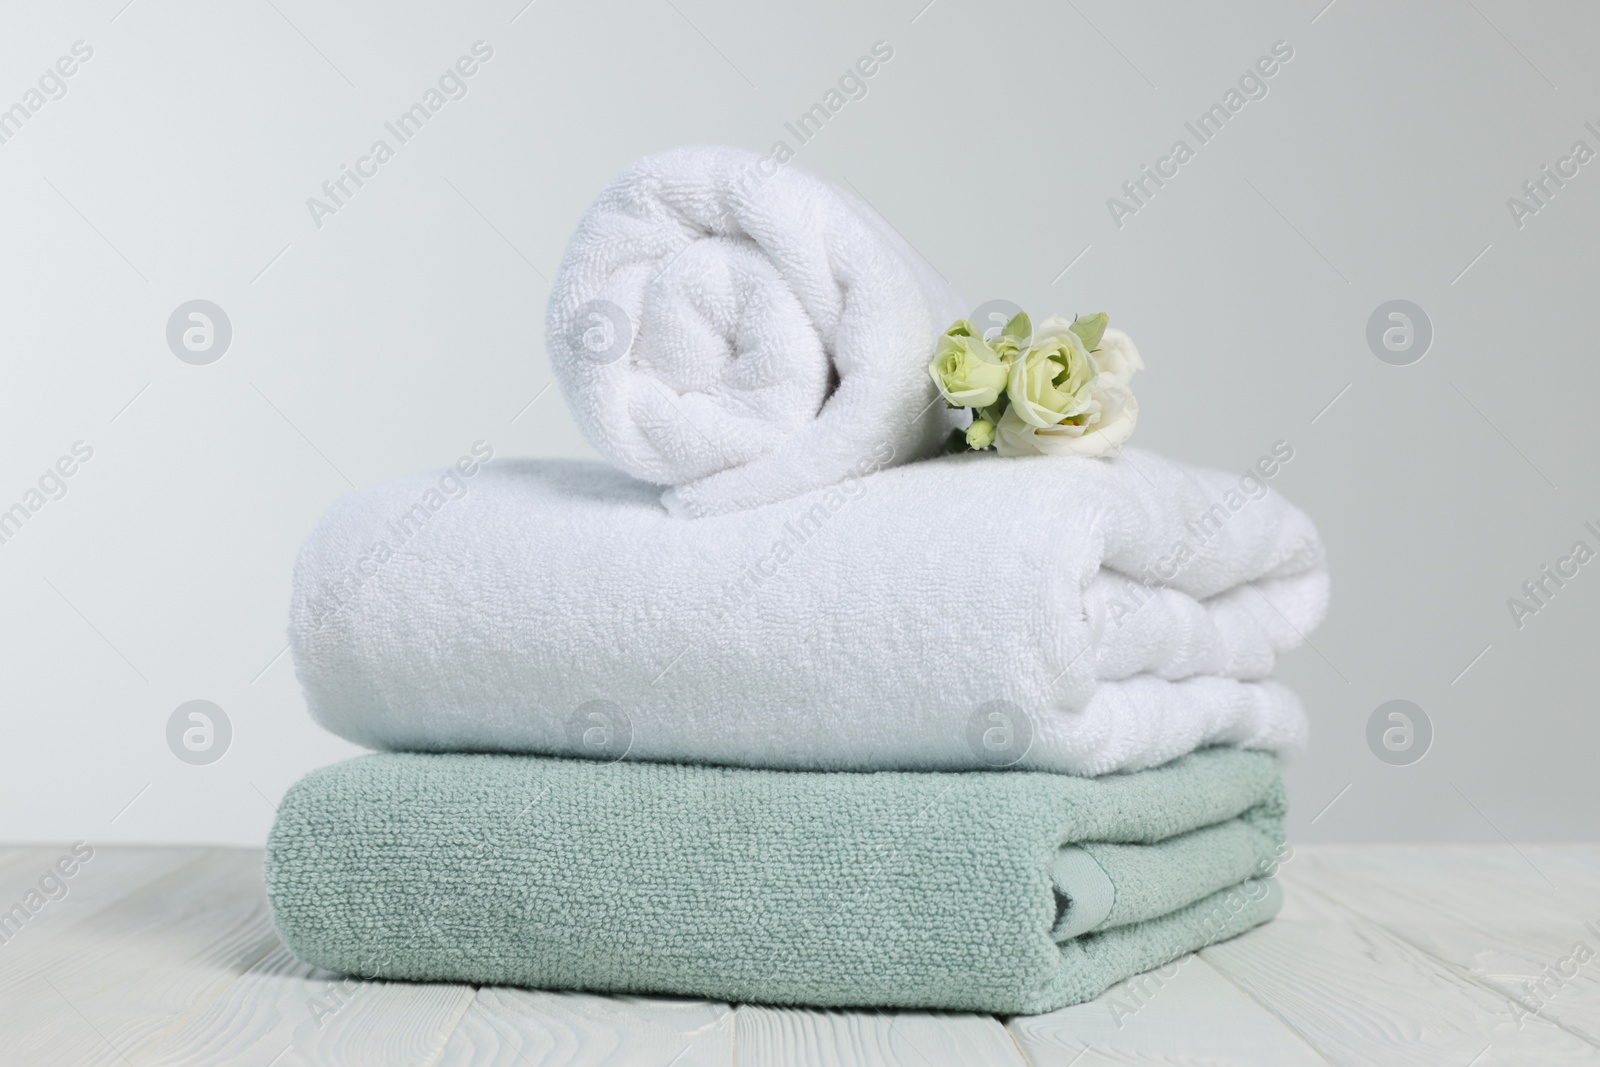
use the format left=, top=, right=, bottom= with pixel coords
left=264, top=147, right=1327, bottom=1015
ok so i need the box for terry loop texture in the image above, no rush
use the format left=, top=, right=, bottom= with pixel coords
left=264, top=747, right=1287, bottom=1014
left=290, top=447, right=1328, bottom=776
left=544, top=145, right=967, bottom=518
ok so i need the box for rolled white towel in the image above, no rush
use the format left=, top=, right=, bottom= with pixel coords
left=544, top=145, right=967, bottom=518
left=289, top=446, right=1328, bottom=776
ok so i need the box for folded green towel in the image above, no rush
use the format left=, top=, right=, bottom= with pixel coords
left=264, top=747, right=1287, bottom=1014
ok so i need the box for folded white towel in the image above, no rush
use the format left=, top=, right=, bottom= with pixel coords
left=290, top=447, right=1327, bottom=776
left=544, top=145, right=967, bottom=518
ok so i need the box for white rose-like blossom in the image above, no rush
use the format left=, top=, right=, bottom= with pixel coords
left=994, top=320, right=1143, bottom=458
left=1088, top=326, right=1143, bottom=386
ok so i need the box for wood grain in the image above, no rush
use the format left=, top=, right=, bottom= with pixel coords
left=1202, top=864, right=1600, bottom=1066
left=0, top=846, right=209, bottom=989
left=1, top=848, right=473, bottom=1067
left=734, top=1005, right=1028, bottom=1066
left=136, top=940, right=476, bottom=1067
left=1295, top=845, right=1600, bottom=1047
left=435, top=988, right=733, bottom=1067
left=1009, top=952, right=1330, bottom=1065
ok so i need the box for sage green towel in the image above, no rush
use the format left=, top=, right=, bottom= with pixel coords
left=264, top=748, right=1287, bottom=1014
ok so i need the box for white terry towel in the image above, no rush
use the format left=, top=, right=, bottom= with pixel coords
left=544, top=145, right=967, bottom=518
left=290, top=447, right=1328, bottom=777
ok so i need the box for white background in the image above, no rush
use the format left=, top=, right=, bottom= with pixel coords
left=1, top=0, right=1596, bottom=845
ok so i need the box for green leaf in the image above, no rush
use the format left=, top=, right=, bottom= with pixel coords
left=1069, top=312, right=1107, bottom=351
left=1003, top=311, right=1032, bottom=341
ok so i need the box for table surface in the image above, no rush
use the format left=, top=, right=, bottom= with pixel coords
left=1, top=843, right=1597, bottom=1066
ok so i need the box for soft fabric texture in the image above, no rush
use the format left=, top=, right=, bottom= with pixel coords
left=290, top=447, right=1327, bottom=776
left=264, top=747, right=1287, bottom=1014
left=544, top=145, right=967, bottom=518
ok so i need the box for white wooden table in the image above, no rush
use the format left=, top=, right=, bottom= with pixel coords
left=1, top=844, right=1596, bottom=1065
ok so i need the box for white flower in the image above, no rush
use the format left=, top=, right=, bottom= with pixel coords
left=1004, top=327, right=1097, bottom=429
left=928, top=324, right=1010, bottom=409
left=1089, top=327, right=1143, bottom=386
left=994, top=321, right=1142, bottom=459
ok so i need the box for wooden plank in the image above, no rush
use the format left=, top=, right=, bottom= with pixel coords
left=1200, top=867, right=1600, bottom=1066
left=136, top=941, right=475, bottom=1067
left=1519, top=846, right=1600, bottom=895
left=0, top=848, right=279, bottom=1066
left=0, top=846, right=210, bottom=980
left=1293, top=845, right=1600, bottom=1047
left=435, top=988, right=733, bottom=1067
left=1, top=847, right=475, bottom=1067
left=0, top=844, right=84, bottom=928
left=733, top=1005, right=1027, bottom=1066
left=0, top=845, right=51, bottom=876
left=1008, top=951, right=1331, bottom=1065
